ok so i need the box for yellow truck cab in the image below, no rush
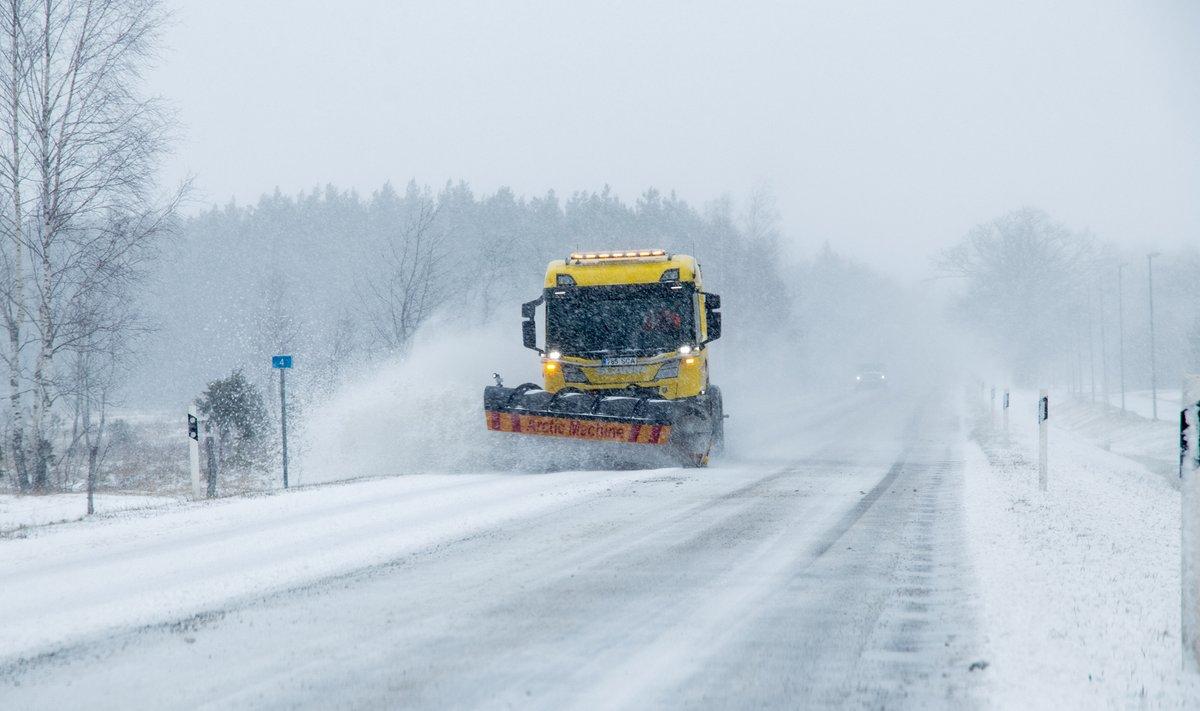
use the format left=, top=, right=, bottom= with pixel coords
left=529, top=250, right=720, bottom=400
left=485, top=249, right=724, bottom=467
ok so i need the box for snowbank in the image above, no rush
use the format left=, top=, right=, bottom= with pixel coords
left=1044, top=392, right=1181, bottom=485
left=964, top=389, right=1200, bottom=708
left=0, top=469, right=654, bottom=662
left=0, top=493, right=177, bottom=533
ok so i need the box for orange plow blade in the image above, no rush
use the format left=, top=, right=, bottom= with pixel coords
left=485, top=411, right=671, bottom=445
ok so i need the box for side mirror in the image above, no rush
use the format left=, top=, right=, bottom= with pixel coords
left=706, top=311, right=721, bottom=342
left=522, top=319, right=537, bottom=350
left=703, top=292, right=722, bottom=343
left=521, top=296, right=544, bottom=352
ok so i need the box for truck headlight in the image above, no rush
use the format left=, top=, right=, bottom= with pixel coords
left=678, top=344, right=692, bottom=355
left=654, top=359, right=680, bottom=380
left=562, top=363, right=587, bottom=383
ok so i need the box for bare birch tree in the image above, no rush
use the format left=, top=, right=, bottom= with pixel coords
left=63, top=327, right=119, bottom=509
left=29, top=0, right=177, bottom=490
left=0, top=0, right=34, bottom=490
left=362, top=185, right=447, bottom=353
left=0, top=0, right=178, bottom=491
left=935, top=207, right=1099, bottom=383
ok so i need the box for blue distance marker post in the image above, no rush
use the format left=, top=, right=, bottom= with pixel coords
left=272, top=355, right=293, bottom=488
left=1002, top=389, right=1010, bottom=439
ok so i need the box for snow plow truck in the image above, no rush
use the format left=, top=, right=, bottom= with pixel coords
left=484, top=249, right=724, bottom=467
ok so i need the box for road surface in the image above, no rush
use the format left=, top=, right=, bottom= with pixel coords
left=0, top=392, right=982, bottom=709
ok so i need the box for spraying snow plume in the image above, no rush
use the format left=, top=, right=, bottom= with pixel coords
left=296, top=318, right=531, bottom=483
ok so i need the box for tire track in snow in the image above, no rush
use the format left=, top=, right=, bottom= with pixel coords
left=561, top=419, right=919, bottom=709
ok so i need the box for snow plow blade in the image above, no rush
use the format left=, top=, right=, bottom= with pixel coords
left=484, top=384, right=675, bottom=445
left=484, top=384, right=720, bottom=468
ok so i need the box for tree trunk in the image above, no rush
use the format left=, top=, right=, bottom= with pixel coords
left=29, top=0, right=52, bottom=492
left=8, top=326, right=27, bottom=490
left=4, top=0, right=29, bottom=492
left=205, top=431, right=217, bottom=498
left=30, top=327, right=48, bottom=489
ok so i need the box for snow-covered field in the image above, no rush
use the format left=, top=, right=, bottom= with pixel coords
left=0, top=470, right=658, bottom=660
left=0, top=493, right=178, bottom=533
left=1056, top=394, right=1181, bottom=486
left=1123, top=389, right=1185, bottom=423
left=965, top=389, right=1200, bottom=708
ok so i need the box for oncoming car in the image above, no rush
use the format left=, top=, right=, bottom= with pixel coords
left=855, top=363, right=887, bottom=389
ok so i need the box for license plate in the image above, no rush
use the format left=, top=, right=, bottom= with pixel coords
left=602, top=357, right=637, bottom=366
left=599, top=366, right=644, bottom=375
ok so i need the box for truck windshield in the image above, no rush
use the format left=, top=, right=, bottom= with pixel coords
left=546, top=284, right=695, bottom=356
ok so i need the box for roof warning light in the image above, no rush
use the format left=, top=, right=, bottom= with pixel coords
left=568, top=249, right=667, bottom=263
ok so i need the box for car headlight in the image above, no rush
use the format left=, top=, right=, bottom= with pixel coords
left=562, top=363, right=587, bottom=383
left=654, top=359, right=680, bottom=380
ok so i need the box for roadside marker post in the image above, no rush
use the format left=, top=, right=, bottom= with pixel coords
left=272, top=355, right=293, bottom=489
left=204, top=420, right=218, bottom=499
left=1182, top=374, right=1200, bottom=673
left=1003, top=389, right=1010, bottom=439
left=1038, top=389, right=1049, bottom=491
left=187, top=405, right=202, bottom=500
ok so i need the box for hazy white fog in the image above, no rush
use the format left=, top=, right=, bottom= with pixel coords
left=148, top=0, right=1200, bottom=278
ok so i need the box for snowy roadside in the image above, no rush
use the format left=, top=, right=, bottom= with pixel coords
left=963, top=389, right=1200, bottom=709
left=1122, top=389, right=1184, bottom=424
left=0, top=493, right=179, bottom=534
left=1041, top=391, right=1181, bottom=486
left=0, top=468, right=660, bottom=664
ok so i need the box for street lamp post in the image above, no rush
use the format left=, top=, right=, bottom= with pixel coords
left=1117, top=263, right=1126, bottom=412
left=1098, top=281, right=1108, bottom=406
left=1088, top=290, right=1096, bottom=403
left=1147, top=252, right=1161, bottom=420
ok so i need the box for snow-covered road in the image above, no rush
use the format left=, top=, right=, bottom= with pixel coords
left=0, top=391, right=986, bottom=708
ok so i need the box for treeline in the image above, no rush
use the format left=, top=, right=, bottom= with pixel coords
left=0, top=156, right=930, bottom=492
left=136, top=182, right=800, bottom=408
left=937, top=207, right=1200, bottom=393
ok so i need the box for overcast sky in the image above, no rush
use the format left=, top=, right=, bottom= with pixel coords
left=146, top=0, right=1200, bottom=277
